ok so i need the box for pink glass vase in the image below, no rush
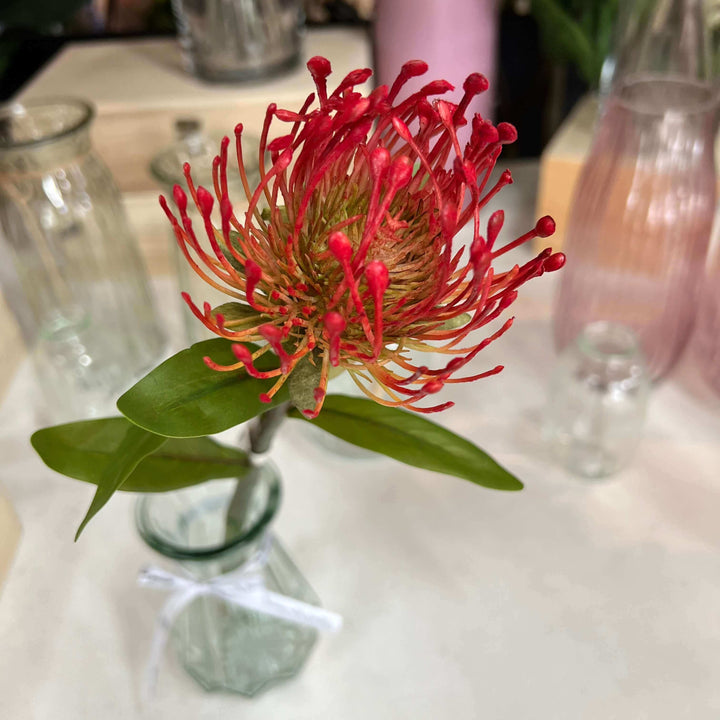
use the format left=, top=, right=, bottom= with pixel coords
left=552, top=77, right=717, bottom=380
left=374, top=0, right=497, bottom=128
left=695, top=225, right=720, bottom=395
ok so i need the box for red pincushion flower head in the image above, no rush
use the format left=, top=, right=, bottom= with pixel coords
left=160, top=57, right=564, bottom=418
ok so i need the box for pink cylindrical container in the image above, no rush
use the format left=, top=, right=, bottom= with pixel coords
left=374, top=0, right=498, bottom=129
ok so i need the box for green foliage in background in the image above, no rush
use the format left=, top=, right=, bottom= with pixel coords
left=529, top=0, right=620, bottom=86
left=708, top=0, right=720, bottom=78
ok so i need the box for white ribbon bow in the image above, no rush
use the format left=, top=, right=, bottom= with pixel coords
left=138, top=534, right=342, bottom=699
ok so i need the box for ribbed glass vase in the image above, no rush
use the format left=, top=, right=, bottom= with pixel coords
left=553, top=77, right=717, bottom=380
left=0, top=98, right=164, bottom=419
left=552, top=0, right=717, bottom=381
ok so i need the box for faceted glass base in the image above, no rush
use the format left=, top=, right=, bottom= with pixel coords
left=172, top=537, right=319, bottom=696
left=136, top=466, right=320, bottom=695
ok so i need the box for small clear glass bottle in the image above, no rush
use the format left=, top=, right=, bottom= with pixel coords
left=135, top=463, right=321, bottom=696
left=0, top=98, right=164, bottom=420
left=150, top=119, right=259, bottom=345
left=545, top=322, right=650, bottom=478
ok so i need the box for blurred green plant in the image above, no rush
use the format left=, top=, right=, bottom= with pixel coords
left=529, top=0, right=619, bottom=87
left=708, top=0, right=720, bottom=77
left=531, top=0, right=720, bottom=87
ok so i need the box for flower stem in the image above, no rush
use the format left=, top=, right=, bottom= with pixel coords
left=247, top=401, right=291, bottom=455
left=225, top=402, right=290, bottom=540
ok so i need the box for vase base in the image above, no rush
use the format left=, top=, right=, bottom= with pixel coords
left=170, top=536, right=322, bottom=696
left=179, top=628, right=318, bottom=696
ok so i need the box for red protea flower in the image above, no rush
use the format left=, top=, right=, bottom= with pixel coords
left=159, top=56, right=564, bottom=418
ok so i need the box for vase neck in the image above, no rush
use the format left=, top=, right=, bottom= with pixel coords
left=612, top=0, right=710, bottom=88
left=135, top=462, right=282, bottom=571
left=0, top=99, right=94, bottom=174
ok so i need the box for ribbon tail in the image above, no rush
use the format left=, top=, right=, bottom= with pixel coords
left=223, top=588, right=344, bottom=632
left=142, top=585, right=204, bottom=702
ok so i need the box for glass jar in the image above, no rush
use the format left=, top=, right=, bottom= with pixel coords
left=544, top=322, right=650, bottom=479
left=552, top=0, right=717, bottom=381
left=0, top=99, right=164, bottom=420
left=171, top=0, right=304, bottom=83
left=135, top=463, right=321, bottom=696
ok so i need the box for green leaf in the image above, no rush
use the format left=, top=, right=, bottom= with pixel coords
left=531, top=0, right=599, bottom=85
left=31, top=417, right=250, bottom=493
left=289, top=395, right=522, bottom=491
left=212, top=302, right=263, bottom=328
left=288, top=352, right=322, bottom=412
left=68, top=422, right=166, bottom=539
left=222, top=231, right=245, bottom=272
left=117, top=339, right=289, bottom=438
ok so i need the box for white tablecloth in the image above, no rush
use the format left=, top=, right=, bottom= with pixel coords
left=2, top=212, right=720, bottom=720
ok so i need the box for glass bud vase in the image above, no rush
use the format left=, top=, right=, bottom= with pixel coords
left=135, top=463, right=321, bottom=696
left=552, top=0, right=717, bottom=381
left=545, top=322, right=650, bottom=479
left=0, top=98, right=165, bottom=420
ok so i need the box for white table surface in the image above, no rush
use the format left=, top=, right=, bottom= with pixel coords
left=2, top=168, right=720, bottom=720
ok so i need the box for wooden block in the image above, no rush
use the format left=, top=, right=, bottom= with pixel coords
left=15, top=30, right=373, bottom=194
left=124, top=191, right=175, bottom=276
left=535, top=95, right=598, bottom=250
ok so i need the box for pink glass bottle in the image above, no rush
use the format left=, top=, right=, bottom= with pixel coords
left=552, top=0, right=717, bottom=381
left=695, top=216, right=720, bottom=395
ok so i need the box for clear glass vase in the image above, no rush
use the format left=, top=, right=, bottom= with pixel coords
left=552, top=0, right=717, bottom=381
left=171, top=0, right=304, bottom=83
left=545, top=322, right=650, bottom=478
left=135, top=463, right=321, bottom=696
left=0, top=98, right=165, bottom=420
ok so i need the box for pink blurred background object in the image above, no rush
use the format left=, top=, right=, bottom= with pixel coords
left=552, top=0, right=717, bottom=382
left=374, top=0, right=497, bottom=134
left=552, top=77, right=717, bottom=381
left=695, top=225, right=720, bottom=396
